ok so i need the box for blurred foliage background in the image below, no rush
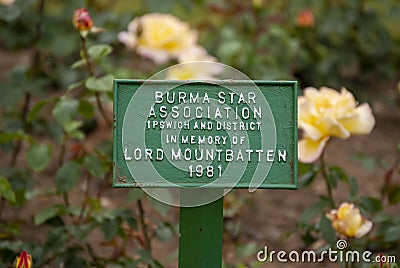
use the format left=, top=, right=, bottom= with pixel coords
left=2, top=0, right=400, bottom=90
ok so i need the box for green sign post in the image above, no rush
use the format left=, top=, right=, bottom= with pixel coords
left=113, top=80, right=297, bottom=267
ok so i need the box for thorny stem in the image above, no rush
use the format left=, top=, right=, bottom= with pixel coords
left=58, top=134, right=68, bottom=166
left=320, top=149, right=335, bottom=208
left=0, top=197, right=4, bottom=221
left=77, top=174, right=92, bottom=224
left=58, top=134, right=70, bottom=207
left=137, top=199, right=152, bottom=253
left=380, top=156, right=400, bottom=203
left=81, top=35, right=94, bottom=76
left=84, top=241, right=102, bottom=267
left=11, top=93, right=31, bottom=166
left=63, top=193, right=70, bottom=207
left=80, top=36, right=112, bottom=127
left=11, top=0, right=46, bottom=166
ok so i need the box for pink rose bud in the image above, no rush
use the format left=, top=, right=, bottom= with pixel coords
left=73, top=8, right=93, bottom=32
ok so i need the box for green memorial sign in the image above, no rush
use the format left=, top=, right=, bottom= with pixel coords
left=113, top=80, right=297, bottom=190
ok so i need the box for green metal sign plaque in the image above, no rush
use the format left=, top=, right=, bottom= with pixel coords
left=113, top=80, right=297, bottom=189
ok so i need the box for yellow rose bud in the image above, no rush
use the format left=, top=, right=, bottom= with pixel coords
left=73, top=8, right=93, bottom=33
left=326, top=202, right=373, bottom=238
left=14, top=251, right=32, bottom=268
left=118, top=13, right=198, bottom=64
left=298, top=86, right=375, bottom=163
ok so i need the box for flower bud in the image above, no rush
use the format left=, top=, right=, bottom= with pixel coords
left=297, top=9, right=314, bottom=28
left=326, top=202, right=373, bottom=238
left=14, top=251, right=32, bottom=268
left=73, top=8, right=93, bottom=32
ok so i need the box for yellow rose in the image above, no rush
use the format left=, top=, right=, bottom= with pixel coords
left=118, top=13, right=197, bottom=64
left=166, top=46, right=223, bottom=80
left=326, top=202, right=372, bottom=238
left=298, top=86, right=375, bottom=163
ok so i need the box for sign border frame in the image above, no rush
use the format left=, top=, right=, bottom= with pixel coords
left=113, top=79, right=298, bottom=189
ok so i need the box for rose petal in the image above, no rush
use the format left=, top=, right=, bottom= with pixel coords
left=343, top=211, right=363, bottom=237
left=298, top=136, right=329, bottom=163
left=299, top=121, right=324, bottom=141
left=303, top=87, right=319, bottom=98
left=337, top=202, right=354, bottom=219
left=118, top=32, right=136, bottom=49
left=316, top=115, right=351, bottom=139
left=320, top=86, right=341, bottom=99
left=339, top=103, right=375, bottom=135
left=136, top=47, right=170, bottom=65
left=299, top=99, right=315, bottom=120
left=127, top=18, right=139, bottom=33
left=325, top=209, right=338, bottom=221
left=355, top=219, right=373, bottom=238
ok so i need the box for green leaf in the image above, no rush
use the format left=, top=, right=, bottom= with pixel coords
left=67, top=80, right=85, bottom=92
left=52, top=98, right=79, bottom=126
left=34, top=205, right=58, bottom=225
left=70, top=58, right=86, bottom=69
left=127, top=188, right=145, bottom=202
left=301, top=230, right=316, bottom=245
left=388, top=184, right=400, bottom=205
left=64, top=120, right=83, bottom=134
left=0, top=4, right=21, bottom=22
left=66, top=224, right=93, bottom=240
left=299, top=197, right=330, bottom=224
left=83, top=155, right=106, bottom=179
left=78, top=99, right=94, bottom=119
left=0, top=176, right=15, bottom=202
left=300, top=165, right=319, bottom=187
left=0, top=240, right=24, bottom=251
left=235, top=242, right=259, bottom=259
left=26, top=143, right=52, bottom=172
left=319, top=214, right=337, bottom=246
left=348, top=177, right=358, bottom=201
left=384, top=224, right=400, bottom=242
left=101, top=218, right=118, bottom=241
left=88, top=44, right=113, bottom=60
left=351, top=154, right=378, bottom=171
left=44, top=227, right=68, bottom=254
left=359, top=197, right=382, bottom=213
left=67, top=128, right=85, bottom=140
left=27, top=99, right=49, bottom=123
left=56, top=162, right=82, bottom=193
left=0, top=131, right=32, bottom=144
left=326, top=166, right=348, bottom=189
left=85, top=74, right=114, bottom=92
left=155, top=223, right=173, bottom=242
